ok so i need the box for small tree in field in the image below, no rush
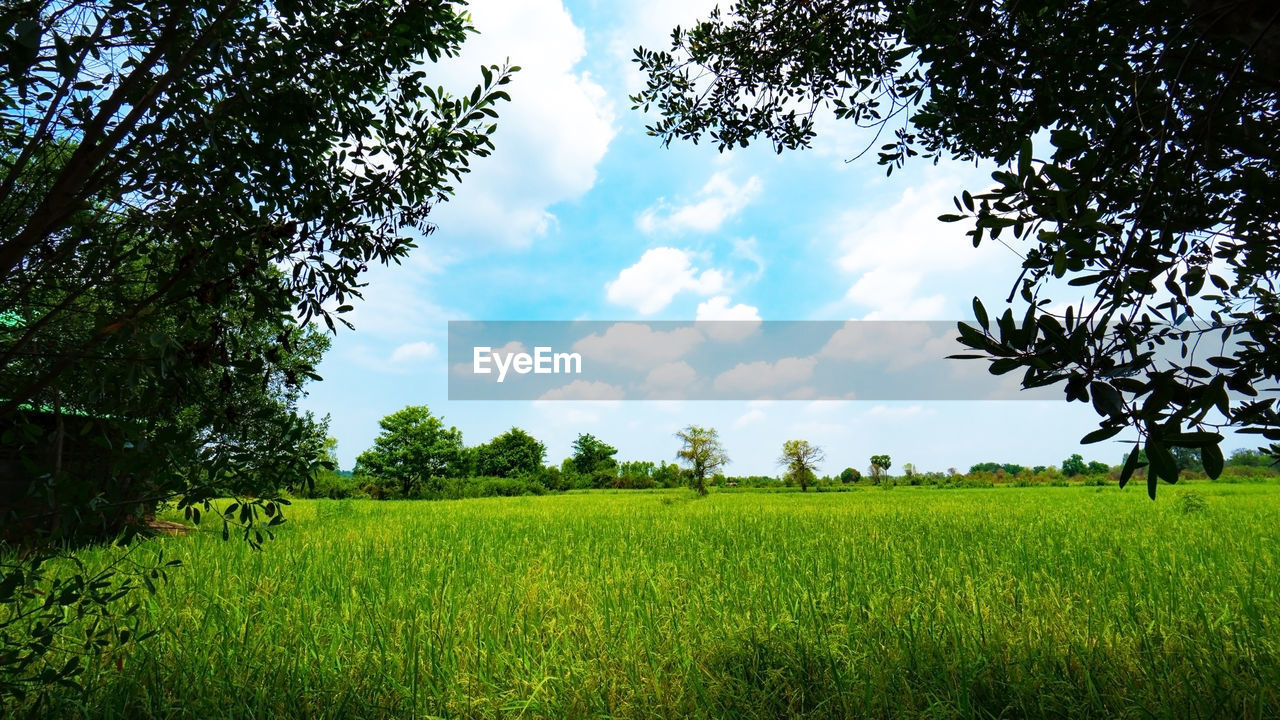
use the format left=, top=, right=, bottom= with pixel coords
left=1062, top=453, right=1087, bottom=477
left=779, top=439, right=825, bottom=492
left=675, top=425, right=729, bottom=496
left=355, top=406, right=465, bottom=497
left=569, top=433, right=619, bottom=487
left=870, top=454, right=892, bottom=482
left=474, top=427, right=546, bottom=478
left=840, top=467, right=861, bottom=483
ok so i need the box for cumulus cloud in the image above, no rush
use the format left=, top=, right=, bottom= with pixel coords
left=696, top=295, right=762, bottom=341
left=538, top=380, right=626, bottom=401
left=714, top=357, right=817, bottom=394
left=389, top=341, right=438, bottom=364
left=819, top=321, right=942, bottom=369
left=644, top=361, right=698, bottom=391
left=696, top=295, right=760, bottom=321
left=572, top=322, right=704, bottom=370
left=640, top=358, right=701, bottom=397
left=637, top=171, right=762, bottom=235
left=605, top=248, right=725, bottom=314
left=831, top=173, right=1017, bottom=319
left=427, top=0, right=616, bottom=248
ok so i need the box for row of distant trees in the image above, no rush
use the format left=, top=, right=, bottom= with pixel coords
left=304, top=405, right=1277, bottom=501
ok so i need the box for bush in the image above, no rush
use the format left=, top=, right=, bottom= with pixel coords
left=303, top=471, right=370, bottom=499
left=423, top=476, right=549, bottom=500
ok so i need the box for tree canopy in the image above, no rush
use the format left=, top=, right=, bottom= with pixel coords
left=779, top=438, right=823, bottom=492
left=474, top=427, right=546, bottom=478
left=675, top=425, right=728, bottom=495
left=1, top=0, right=512, bottom=697
left=632, top=0, right=1280, bottom=497
left=355, top=406, right=466, bottom=498
left=569, top=433, right=619, bottom=477
left=2, top=0, right=513, bottom=503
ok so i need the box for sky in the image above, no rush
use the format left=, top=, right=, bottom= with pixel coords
left=299, top=0, right=1170, bottom=476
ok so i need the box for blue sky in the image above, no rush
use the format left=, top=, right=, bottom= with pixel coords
left=300, top=0, right=1160, bottom=475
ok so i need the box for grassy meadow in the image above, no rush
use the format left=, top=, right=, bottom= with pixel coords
left=16, top=483, right=1280, bottom=719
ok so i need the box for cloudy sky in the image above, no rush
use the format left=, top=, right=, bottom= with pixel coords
left=301, top=0, right=1142, bottom=475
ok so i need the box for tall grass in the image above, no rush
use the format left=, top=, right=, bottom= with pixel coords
left=15, top=485, right=1280, bottom=719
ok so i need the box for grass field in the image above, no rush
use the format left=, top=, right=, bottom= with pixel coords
left=16, top=484, right=1280, bottom=719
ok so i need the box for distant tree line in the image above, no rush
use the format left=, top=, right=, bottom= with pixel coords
left=298, top=405, right=1279, bottom=501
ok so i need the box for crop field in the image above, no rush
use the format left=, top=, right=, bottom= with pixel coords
left=18, top=484, right=1280, bottom=719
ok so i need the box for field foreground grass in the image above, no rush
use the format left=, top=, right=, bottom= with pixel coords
left=21, top=485, right=1280, bottom=719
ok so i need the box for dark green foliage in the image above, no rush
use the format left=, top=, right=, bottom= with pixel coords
left=969, top=462, right=1027, bottom=476
left=1228, top=448, right=1275, bottom=468
left=354, top=406, right=466, bottom=498
left=632, top=0, right=1280, bottom=493
left=615, top=460, right=685, bottom=489
left=869, top=454, right=891, bottom=481
left=569, top=433, right=619, bottom=487
left=303, top=470, right=370, bottom=500
left=2, top=0, right=512, bottom=701
left=1061, top=454, right=1087, bottom=478
left=473, top=427, right=546, bottom=479
left=839, top=467, right=860, bottom=483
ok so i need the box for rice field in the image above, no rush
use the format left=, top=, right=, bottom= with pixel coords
left=15, top=484, right=1280, bottom=719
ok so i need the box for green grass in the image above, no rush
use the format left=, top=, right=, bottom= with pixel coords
left=16, top=484, right=1280, bottom=719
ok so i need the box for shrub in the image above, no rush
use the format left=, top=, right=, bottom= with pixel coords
left=303, top=471, right=370, bottom=500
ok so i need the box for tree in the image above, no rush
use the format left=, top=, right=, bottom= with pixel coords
left=1228, top=448, right=1273, bottom=468
left=870, top=454, right=892, bottom=481
left=675, top=425, right=729, bottom=496
left=2, top=0, right=513, bottom=515
left=2, top=1, right=511, bottom=698
left=1169, top=447, right=1203, bottom=473
left=1062, top=454, right=1088, bottom=478
left=474, top=427, right=546, bottom=478
left=632, top=1, right=1280, bottom=497
left=569, top=433, right=619, bottom=487
left=355, top=406, right=465, bottom=498
left=839, top=467, right=861, bottom=483
left=779, top=439, right=824, bottom=492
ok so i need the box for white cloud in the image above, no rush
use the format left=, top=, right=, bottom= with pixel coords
left=831, top=172, right=1017, bottom=319
left=637, top=171, right=762, bottom=235
left=696, top=295, right=760, bottom=321
left=538, top=380, right=626, bottom=401
left=644, top=361, right=698, bottom=390
left=389, top=341, right=438, bottom=364
left=427, top=0, right=616, bottom=248
left=819, top=321, right=942, bottom=369
left=572, top=322, right=704, bottom=370
left=696, top=295, right=762, bottom=341
left=340, top=259, right=457, bottom=339
left=605, top=248, right=725, bottom=314
left=714, top=357, right=817, bottom=394
left=842, top=268, right=947, bottom=321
